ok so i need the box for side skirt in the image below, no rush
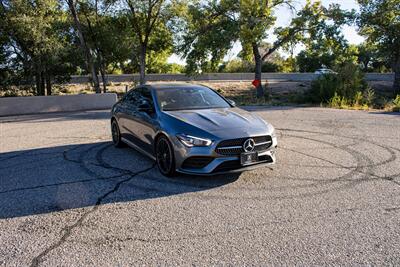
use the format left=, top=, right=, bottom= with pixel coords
left=121, top=137, right=156, bottom=161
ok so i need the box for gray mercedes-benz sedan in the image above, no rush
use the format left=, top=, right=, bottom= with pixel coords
left=110, top=83, right=277, bottom=177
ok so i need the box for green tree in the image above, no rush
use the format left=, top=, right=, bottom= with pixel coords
left=357, top=0, right=400, bottom=95
left=1, top=0, right=75, bottom=95
left=294, top=1, right=356, bottom=72
left=122, top=0, right=170, bottom=84
left=177, top=0, right=351, bottom=97
left=67, top=0, right=101, bottom=93
left=355, top=42, right=390, bottom=72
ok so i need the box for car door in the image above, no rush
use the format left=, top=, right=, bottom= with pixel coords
left=118, top=90, right=139, bottom=141
left=123, top=87, right=158, bottom=154
left=131, top=87, right=158, bottom=154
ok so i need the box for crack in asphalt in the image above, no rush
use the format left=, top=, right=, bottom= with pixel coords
left=27, top=141, right=157, bottom=266
left=68, top=205, right=380, bottom=247
left=2, top=125, right=398, bottom=265
left=0, top=173, right=129, bottom=195
left=29, top=164, right=155, bottom=267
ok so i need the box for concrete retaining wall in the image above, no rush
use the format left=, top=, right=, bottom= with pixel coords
left=0, top=93, right=117, bottom=117
left=69, top=73, right=395, bottom=83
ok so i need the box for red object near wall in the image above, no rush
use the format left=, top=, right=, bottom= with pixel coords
left=252, top=79, right=261, bottom=87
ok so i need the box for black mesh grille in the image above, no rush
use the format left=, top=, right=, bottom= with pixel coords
left=182, top=157, right=214, bottom=169
left=212, top=155, right=273, bottom=173
left=215, top=136, right=272, bottom=156
left=215, top=147, right=243, bottom=155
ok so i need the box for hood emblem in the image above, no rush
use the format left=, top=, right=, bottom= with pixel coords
left=243, top=138, right=255, bottom=152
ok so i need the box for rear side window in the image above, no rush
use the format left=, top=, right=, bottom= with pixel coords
left=136, top=87, right=154, bottom=107
left=124, top=90, right=138, bottom=104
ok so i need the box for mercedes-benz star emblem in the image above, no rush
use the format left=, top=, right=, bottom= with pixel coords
left=243, top=138, right=255, bottom=152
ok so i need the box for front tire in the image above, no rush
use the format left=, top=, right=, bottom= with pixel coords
left=111, top=120, right=124, bottom=148
left=156, top=136, right=176, bottom=177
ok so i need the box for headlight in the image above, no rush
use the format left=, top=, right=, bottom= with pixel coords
left=176, top=134, right=212, bottom=147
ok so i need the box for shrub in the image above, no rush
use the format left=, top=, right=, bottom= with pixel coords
left=309, top=62, right=368, bottom=105
left=1, top=87, right=34, bottom=97
left=309, top=74, right=341, bottom=103
left=381, top=95, right=400, bottom=112
left=337, top=63, right=367, bottom=99
left=364, top=87, right=375, bottom=106
left=59, top=87, right=73, bottom=94
left=353, top=91, right=363, bottom=107
left=393, top=95, right=400, bottom=112
left=328, top=93, right=351, bottom=109
left=328, top=92, right=341, bottom=108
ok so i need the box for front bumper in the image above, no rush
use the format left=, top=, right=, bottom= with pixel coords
left=171, top=135, right=277, bottom=175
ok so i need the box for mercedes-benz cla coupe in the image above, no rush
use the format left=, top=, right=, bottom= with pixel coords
left=111, top=83, right=277, bottom=177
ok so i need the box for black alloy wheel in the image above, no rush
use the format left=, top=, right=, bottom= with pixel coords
left=156, top=136, right=176, bottom=177
left=111, top=120, right=124, bottom=148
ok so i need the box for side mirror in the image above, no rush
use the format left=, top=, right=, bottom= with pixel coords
left=227, top=99, right=236, bottom=107
left=137, top=100, right=153, bottom=113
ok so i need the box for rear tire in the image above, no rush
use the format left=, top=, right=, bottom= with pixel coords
left=111, top=120, right=124, bottom=148
left=156, top=136, right=176, bottom=177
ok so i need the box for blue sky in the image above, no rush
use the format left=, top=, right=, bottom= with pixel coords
left=168, top=0, right=364, bottom=64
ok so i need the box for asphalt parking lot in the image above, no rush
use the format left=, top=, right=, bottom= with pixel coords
left=1, top=107, right=399, bottom=266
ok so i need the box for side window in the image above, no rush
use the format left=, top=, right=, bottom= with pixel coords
left=136, top=87, right=154, bottom=107
left=124, top=90, right=139, bottom=106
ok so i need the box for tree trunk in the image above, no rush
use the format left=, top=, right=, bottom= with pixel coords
left=46, top=72, right=52, bottom=96
left=393, top=58, right=400, bottom=96
left=35, top=58, right=44, bottom=96
left=99, top=65, right=107, bottom=93
left=35, top=72, right=42, bottom=96
left=139, top=44, right=147, bottom=85
left=252, top=43, right=264, bottom=98
left=90, top=62, right=100, bottom=93
left=40, top=71, right=45, bottom=96
left=97, top=51, right=107, bottom=93
left=67, top=0, right=100, bottom=93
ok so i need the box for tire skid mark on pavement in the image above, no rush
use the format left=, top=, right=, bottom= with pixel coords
left=172, top=131, right=397, bottom=200
left=97, top=136, right=363, bottom=201
left=30, top=144, right=154, bottom=266
left=225, top=134, right=366, bottom=197
left=79, top=130, right=399, bottom=246
left=20, top=127, right=400, bottom=261
left=25, top=144, right=239, bottom=255
left=96, top=144, right=238, bottom=191
left=384, top=206, right=400, bottom=212
left=97, top=128, right=398, bottom=202
left=0, top=144, right=126, bottom=195
left=279, top=129, right=400, bottom=187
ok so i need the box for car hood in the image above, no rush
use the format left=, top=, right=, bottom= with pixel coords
left=164, top=107, right=269, bottom=136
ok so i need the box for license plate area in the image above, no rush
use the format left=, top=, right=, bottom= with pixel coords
left=240, top=151, right=258, bottom=166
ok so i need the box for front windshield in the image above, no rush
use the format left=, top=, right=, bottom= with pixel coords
left=156, top=86, right=231, bottom=111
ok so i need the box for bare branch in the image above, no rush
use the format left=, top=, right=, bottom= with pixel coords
left=126, top=0, right=144, bottom=43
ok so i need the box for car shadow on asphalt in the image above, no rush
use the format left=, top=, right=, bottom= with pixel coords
left=0, top=141, right=240, bottom=219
